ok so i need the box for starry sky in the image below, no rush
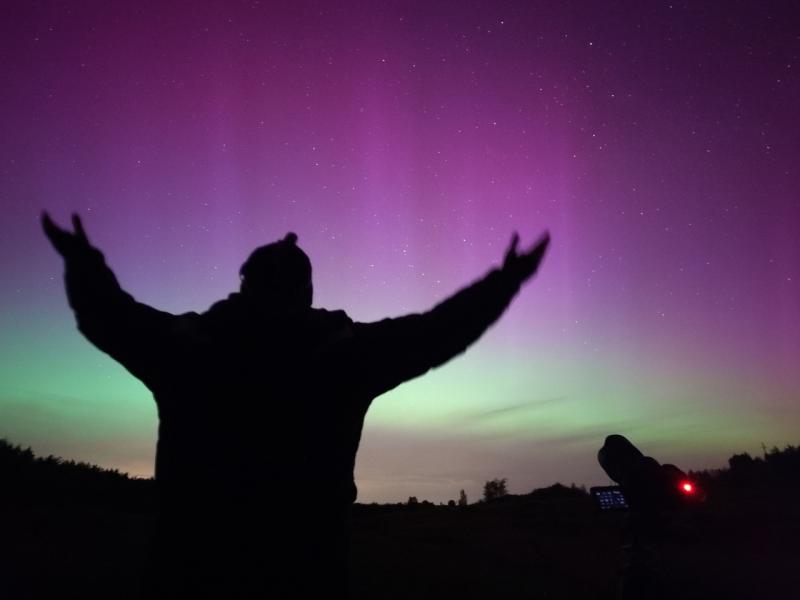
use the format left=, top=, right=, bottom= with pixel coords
left=1, top=1, right=798, bottom=503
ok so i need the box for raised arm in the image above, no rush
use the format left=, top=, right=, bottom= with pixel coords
left=352, top=232, right=550, bottom=398
left=42, top=212, right=175, bottom=388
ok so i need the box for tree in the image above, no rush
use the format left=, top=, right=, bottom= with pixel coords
left=458, top=489, right=468, bottom=507
left=483, top=478, right=508, bottom=502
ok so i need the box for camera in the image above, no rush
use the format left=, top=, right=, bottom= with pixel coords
left=592, top=435, right=706, bottom=600
left=592, top=434, right=704, bottom=512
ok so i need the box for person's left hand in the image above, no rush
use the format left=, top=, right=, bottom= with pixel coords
left=42, top=212, right=95, bottom=260
left=502, top=231, right=551, bottom=284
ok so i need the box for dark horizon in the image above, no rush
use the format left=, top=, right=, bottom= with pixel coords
left=3, top=435, right=798, bottom=599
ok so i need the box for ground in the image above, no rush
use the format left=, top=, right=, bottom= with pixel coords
left=3, top=484, right=797, bottom=599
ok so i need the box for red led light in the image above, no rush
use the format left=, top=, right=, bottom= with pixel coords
left=680, top=481, right=694, bottom=494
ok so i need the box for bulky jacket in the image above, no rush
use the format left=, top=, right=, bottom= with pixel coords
left=62, top=246, right=523, bottom=598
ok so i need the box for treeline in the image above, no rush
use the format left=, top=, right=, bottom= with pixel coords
left=691, top=443, right=800, bottom=497
left=0, top=438, right=155, bottom=512
left=3, top=437, right=798, bottom=512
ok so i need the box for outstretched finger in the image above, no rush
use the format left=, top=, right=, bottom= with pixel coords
left=504, top=231, right=520, bottom=259
left=42, top=211, right=54, bottom=232
left=525, top=231, right=551, bottom=258
left=42, top=211, right=64, bottom=239
left=72, top=213, right=89, bottom=244
left=42, top=211, right=70, bottom=255
left=503, top=232, right=520, bottom=270
left=511, top=231, right=551, bottom=282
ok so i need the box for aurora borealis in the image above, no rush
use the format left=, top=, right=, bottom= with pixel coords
left=1, top=1, right=798, bottom=503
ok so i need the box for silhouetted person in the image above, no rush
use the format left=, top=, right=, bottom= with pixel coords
left=42, top=212, right=550, bottom=599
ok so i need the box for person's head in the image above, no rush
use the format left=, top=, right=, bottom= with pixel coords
left=239, top=232, right=313, bottom=308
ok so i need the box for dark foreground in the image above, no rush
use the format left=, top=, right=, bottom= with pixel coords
left=2, top=485, right=798, bottom=599
left=2, top=439, right=799, bottom=599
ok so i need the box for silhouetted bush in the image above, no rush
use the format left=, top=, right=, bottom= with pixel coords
left=483, top=478, right=508, bottom=502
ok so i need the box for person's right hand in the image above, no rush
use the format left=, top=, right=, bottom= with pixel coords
left=502, top=231, right=550, bottom=284
left=42, top=212, right=95, bottom=260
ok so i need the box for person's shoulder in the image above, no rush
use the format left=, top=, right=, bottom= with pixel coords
left=305, top=308, right=355, bottom=348
left=204, top=293, right=243, bottom=316
left=310, top=307, right=353, bottom=326
left=195, top=293, right=247, bottom=328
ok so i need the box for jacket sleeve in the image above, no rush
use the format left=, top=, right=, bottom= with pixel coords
left=62, top=246, right=175, bottom=390
left=351, top=267, right=522, bottom=399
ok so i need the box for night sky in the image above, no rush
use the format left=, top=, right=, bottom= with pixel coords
left=1, top=1, right=798, bottom=503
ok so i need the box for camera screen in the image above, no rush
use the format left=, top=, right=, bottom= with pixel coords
left=590, top=485, right=629, bottom=511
